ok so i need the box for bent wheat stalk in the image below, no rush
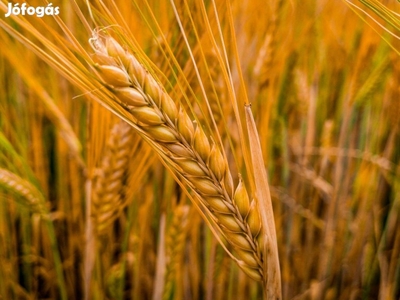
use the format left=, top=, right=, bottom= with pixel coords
left=89, top=33, right=278, bottom=293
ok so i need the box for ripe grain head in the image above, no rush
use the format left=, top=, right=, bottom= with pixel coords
left=90, top=34, right=267, bottom=282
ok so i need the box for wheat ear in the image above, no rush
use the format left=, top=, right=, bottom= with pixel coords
left=90, top=34, right=265, bottom=281
left=91, top=120, right=133, bottom=235
left=0, top=168, right=46, bottom=215
left=163, top=205, right=190, bottom=300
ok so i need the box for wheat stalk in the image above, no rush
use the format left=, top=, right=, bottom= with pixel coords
left=89, top=34, right=265, bottom=281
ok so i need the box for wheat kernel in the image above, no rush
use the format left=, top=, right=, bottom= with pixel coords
left=177, top=108, right=194, bottom=143
left=130, top=106, right=164, bottom=125
left=193, top=125, right=210, bottom=161
left=234, top=178, right=250, bottom=218
left=217, top=214, right=242, bottom=232
left=160, top=93, right=178, bottom=122
left=145, top=126, right=177, bottom=142
left=247, top=201, right=261, bottom=237
left=209, top=144, right=225, bottom=181
left=205, top=196, right=232, bottom=214
left=236, top=249, right=259, bottom=268
left=163, top=143, right=193, bottom=158
left=106, top=37, right=128, bottom=64
left=97, top=64, right=131, bottom=87
left=115, top=87, right=147, bottom=107
left=143, top=76, right=161, bottom=103
left=238, top=264, right=262, bottom=281
left=226, top=232, right=253, bottom=250
left=191, top=178, right=220, bottom=195
left=92, top=52, right=117, bottom=66
left=175, top=158, right=206, bottom=177
left=127, top=56, right=146, bottom=87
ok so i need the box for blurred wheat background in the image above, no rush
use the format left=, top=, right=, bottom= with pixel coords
left=0, top=0, right=399, bottom=299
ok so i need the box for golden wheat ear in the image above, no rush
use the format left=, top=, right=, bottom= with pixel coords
left=89, top=33, right=269, bottom=282
left=91, top=120, right=133, bottom=235
left=0, top=168, right=46, bottom=215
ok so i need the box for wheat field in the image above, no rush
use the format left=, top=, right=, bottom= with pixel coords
left=0, top=0, right=399, bottom=299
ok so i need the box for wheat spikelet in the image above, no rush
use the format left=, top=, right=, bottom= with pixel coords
left=91, top=120, right=133, bottom=234
left=90, top=34, right=265, bottom=281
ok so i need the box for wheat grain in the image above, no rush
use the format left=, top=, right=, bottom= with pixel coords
left=90, top=34, right=265, bottom=281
